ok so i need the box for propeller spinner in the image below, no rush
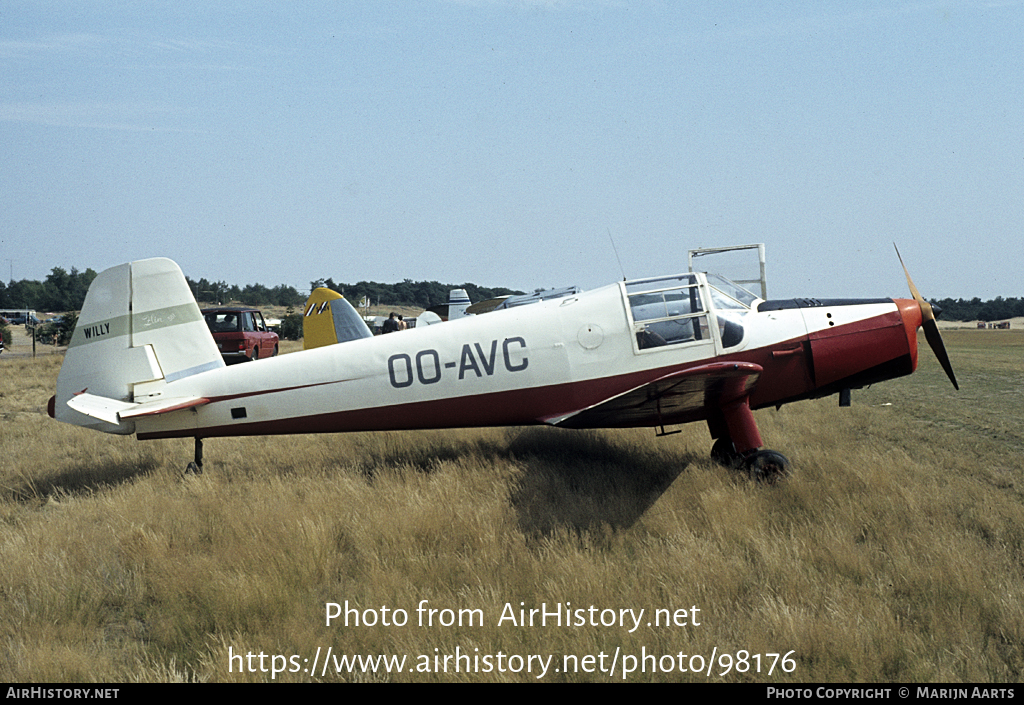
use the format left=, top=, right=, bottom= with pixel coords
left=895, top=245, right=959, bottom=390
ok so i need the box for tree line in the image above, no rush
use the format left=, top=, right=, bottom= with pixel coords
left=930, top=297, right=1024, bottom=323
left=1, top=267, right=99, bottom=314
left=4, top=266, right=1019, bottom=322
left=309, top=277, right=522, bottom=311
left=0, top=266, right=522, bottom=313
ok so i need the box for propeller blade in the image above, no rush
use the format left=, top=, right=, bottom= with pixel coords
left=922, top=318, right=959, bottom=390
left=895, top=245, right=959, bottom=390
left=895, top=245, right=937, bottom=322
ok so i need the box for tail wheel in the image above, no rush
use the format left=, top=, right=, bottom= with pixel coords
left=745, top=450, right=792, bottom=484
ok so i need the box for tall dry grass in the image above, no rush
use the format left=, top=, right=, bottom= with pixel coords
left=1, top=332, right=1022, bottom=682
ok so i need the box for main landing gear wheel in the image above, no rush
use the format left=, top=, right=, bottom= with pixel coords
left=745, top=450, right=792, bottom=484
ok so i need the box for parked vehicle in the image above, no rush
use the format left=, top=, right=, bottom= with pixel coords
left=7, top=314, right=39, bottom=325
left=201, top=307, right=279, bottom=363
left=0, top=309, right=37, bottom=325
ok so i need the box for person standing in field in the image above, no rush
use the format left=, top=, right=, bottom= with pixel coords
left=382, top=312, right=400, bottom=334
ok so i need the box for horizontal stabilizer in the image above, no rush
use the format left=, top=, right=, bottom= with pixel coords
left=67, top=392, right=209, bottom=425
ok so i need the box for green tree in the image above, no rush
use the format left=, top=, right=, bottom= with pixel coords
left=279, top=306, right=303, bottom=341
left=33, top=312, right=77, bottom=346
left=4, top=279, right=45, bottom=309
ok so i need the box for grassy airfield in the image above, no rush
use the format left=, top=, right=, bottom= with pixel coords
left=0, top=330, right=1021, bottom=682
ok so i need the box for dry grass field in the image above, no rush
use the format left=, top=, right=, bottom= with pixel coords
left=1, top=330, right=1022, bottom=682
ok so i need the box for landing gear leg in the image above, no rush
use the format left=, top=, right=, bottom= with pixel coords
left=709, top=398, right=791, bottom=482
left=710, top=437, right=740, bottom=467
left=185, top=437, right=203, bottom=475
left=707, top=410, right=740, bottom=467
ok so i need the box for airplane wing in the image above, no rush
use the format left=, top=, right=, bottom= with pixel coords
left=468, top=286, right=582, bottom=315
left=466, top=296, right=511, bottom=315
left=544, top=361, right=762, bottom=429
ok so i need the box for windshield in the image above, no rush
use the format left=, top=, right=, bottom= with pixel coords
left=702, top=274, right=754, bottom=349
left=705, top=274, right=757, bottom=309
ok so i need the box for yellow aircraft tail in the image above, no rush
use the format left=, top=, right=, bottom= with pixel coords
left=302, top=288, right=373, bottom=350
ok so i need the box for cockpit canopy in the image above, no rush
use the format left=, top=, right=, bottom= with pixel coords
left=623, top=273, right=758, bottom=351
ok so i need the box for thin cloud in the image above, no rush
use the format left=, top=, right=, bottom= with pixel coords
left=0, top=100, right=193, bottom=133
left=0, top=32, right=108, bottom=59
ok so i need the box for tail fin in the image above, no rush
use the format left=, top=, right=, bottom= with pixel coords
left=51, top=258, right=223, bottom=434
left=448, top=288, right=472, bottom=320
left=302, top=288, right=373, bottom=350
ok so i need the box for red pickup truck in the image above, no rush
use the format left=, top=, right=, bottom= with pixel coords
left=202, top=307, right=279, bottom=363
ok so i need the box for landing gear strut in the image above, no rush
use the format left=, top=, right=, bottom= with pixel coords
left=708, top=397, right=791, bottom=482
left=185, top=437, right=203, bottom=475
left=710, top=437, right=740, bottom=467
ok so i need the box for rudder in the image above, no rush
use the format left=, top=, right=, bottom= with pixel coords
left=302, top=288, right=373, bottom=350
left=448, top=288, right=472, bottom=320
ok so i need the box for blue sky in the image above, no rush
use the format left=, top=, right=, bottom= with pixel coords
left=2, top=1, right=1021, bottom=301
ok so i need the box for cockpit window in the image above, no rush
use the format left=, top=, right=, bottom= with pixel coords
left=625, top=275, right=710, bottom=350
left=629, top=288, right=702, bottom=321
left=625, top=274, right=697, bottom=295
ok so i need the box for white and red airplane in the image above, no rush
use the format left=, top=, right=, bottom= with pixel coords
left=49, top=252, right=957, bottom=480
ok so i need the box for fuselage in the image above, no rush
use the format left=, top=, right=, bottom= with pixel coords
left=129, top=274, right=920, bottom=440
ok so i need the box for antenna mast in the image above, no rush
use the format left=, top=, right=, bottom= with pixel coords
left=607, top=229, right=627, bottom=281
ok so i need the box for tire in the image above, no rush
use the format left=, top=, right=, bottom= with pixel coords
left=745, top=450, right=792, bottom=484
left=251, top=347, right=259, bottom=361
